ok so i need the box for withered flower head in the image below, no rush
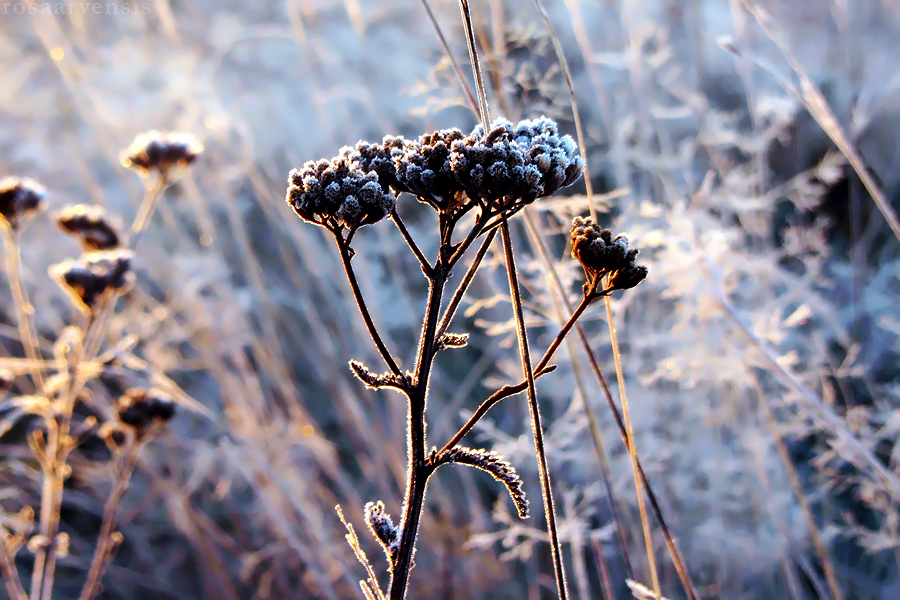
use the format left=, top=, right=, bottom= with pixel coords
left=286, top=152, right=397, bottom=231
left=116, top=387, right=176, bottom=431
left=121, top=130, right=203, bottom=181
left=346, top=135, right=408, bottom=193
left=55, top=204, right=121, bottom=251
left=0, top=176, right=46, bottom=231
left=49, top=249, right=134, bottom=314
left=393, top=128, right=468, bottom=211
left=448, top=117, right=583, bottom=212
left=570, top=216, right=648, bottom=291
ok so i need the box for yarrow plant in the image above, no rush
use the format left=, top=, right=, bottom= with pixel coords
left=284, top=114, right=647, bottom=600
left=0, top=129, right=202, bottom=600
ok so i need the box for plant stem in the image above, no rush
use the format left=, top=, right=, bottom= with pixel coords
left=500, top=217, right=568, bottom=600
left=604, top=292, right=661, bottom=599
left=2, top=225, right=45, bottom=389
left=577, top=325, right=699, bottom=600
left=128, top=176, right=165, bottom=250
left=29, top=423, right=60, bottom=600
left=389, top=266, right=447, bottom=600
left=0, top=537, right=27, bottom=600
left=78, top=436, right=143, bottom=600
left=334, top=233, right=402, bottom=375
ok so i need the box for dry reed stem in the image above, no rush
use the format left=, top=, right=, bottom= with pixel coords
left=752, top=379, right=845, bottom=600
left=605, top=291, right=661, bottom=599
left=500, top=217, right=569, bottom=600
left=531, top=0, right=595, bottom=222
left=737, top=0, right=900, bottom=245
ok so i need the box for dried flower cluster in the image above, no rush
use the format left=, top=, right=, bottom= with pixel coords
left=116, top=387, right=177, bottom=431
left=49, top=249, right=135, bottom=314
left=286, top=116, right=584, bottom=229
left=121, top=130, right=203, bottom=181
left=55, top=204, right=122, bottom=251
left=570, top=216, right=648, bottom=291
left=451, top=117, right=583, bottom=210
left=286, top=154, right=398, bottom=232
left=0, top=176, right=46, bottom=231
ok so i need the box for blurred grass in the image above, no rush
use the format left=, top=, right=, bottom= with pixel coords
left=1, top=1, right=899, bottom=599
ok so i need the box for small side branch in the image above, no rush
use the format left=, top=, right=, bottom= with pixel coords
left=334, top=233, right=402, bottom=376
left=390, top=209, right=432, bottom=277
left=440, top=283, right=601, bottom=454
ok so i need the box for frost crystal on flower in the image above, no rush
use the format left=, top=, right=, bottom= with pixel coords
left=56, top=204, right=122, bottom=251
left=121, top=130, right=203, bottom=181
left=0, top=176, right=46, bottom=231
left=570, top=216, right=648, bottom=290
left=286, top=152, right=397, bottom=231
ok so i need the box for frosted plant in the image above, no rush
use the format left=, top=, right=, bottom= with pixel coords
left=283, top=114, right=645, bottom=600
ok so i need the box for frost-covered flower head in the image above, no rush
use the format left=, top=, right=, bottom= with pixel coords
left=49, top=249, right=135, bottom=314
left=346, top=136, right=408, bottom=194
left=449, top=117, right=583, bottom=211
left=121, top=130, right=203, bottom=182
left=570, top=216, right=648, bottom=291
left=0, top=176, right=46, bottom=231
left=393, top=128, right=468, bottom=212
left=286, top=152, right=397, bottom=232
left=55, top=204, right=122, bottom=252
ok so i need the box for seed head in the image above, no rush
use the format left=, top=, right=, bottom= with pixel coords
left=0, top=176, right=46, bottom=231
left=55, top=204, right=122, bottom=251
left=449, top=117, right=583, bottom=212
left=121, top=130, right=203, bottom=181
left=286, top=152, right=397, bottom=231
left=345, top=135, right=408, bottom=193
left=570, top=216, right=647, bottom=291
left=49, top=249, right=134, bottom=314
left=394, top=128, right=468, bottom=211
left=116, top=387, right=176, bottom=431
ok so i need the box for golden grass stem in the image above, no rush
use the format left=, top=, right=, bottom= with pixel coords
left=458, top=0, right=490, bottom=127
left=532, top=0, right=595, bottom=222
left=604, top=292, right=661, bottom=599
left=420, top=0, right=480, bottom=116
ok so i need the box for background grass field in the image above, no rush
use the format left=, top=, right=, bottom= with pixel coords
left=2, top=1, right=900, bottom=598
